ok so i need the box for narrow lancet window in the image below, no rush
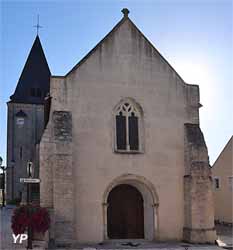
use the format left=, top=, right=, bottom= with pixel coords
left=116, top=112, right=127, bottom=150
left=129, top=112, right=139, bottom=150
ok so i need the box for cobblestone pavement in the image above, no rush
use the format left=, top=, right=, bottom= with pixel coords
left=0, top=206, right=228, bottom=250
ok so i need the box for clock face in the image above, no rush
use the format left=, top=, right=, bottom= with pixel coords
left=16, top=118, right=25, bottom=126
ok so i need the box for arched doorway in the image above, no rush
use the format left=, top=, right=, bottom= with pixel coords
left=107, top=184, right=144, bottom=239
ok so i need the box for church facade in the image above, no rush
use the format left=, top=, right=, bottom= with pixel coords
left=39, top=9, right=216, bottom=245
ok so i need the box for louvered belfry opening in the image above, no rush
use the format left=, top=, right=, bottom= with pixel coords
left=115, top=101, right=140, bottom=151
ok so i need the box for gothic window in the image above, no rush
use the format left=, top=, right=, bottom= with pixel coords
left=115, top=99, right=143, bottom=153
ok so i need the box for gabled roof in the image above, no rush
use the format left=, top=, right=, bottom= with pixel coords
left=10, top=35, right=51, bottom=104
left=212, top=135, right=233, bottom=167
left=62, top=9, right=185, bottom=83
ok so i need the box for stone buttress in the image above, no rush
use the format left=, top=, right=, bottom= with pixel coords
left=183, top=123, right=216, bottom=243
left=40, top=110, right=75, bottom=246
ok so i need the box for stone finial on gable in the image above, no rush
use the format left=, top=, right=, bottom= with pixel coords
left=121, top=8, right=130, bottom=18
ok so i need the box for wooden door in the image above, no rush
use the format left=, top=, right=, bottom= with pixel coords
left=107, top=184, right=144, bottom=239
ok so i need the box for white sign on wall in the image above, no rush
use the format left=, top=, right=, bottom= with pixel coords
left=20, top=178, right=40, bottom=183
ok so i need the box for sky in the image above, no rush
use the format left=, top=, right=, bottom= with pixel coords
left=0, top=0, right=232, bottom=167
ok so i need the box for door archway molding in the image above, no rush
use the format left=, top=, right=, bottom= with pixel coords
left=102, top=174, right=159, bottom=241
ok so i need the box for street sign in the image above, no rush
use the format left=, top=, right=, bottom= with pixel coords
left=20, top=178, right=40, bottom=183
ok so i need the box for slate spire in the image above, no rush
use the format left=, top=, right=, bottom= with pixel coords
left=10, top=35, right=51, bottom=104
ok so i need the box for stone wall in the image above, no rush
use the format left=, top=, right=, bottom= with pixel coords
left=212, top=137, right=233, bottom=224
left=6, top=102, right=44, bottom=201
left=40, top=111, right=75, bottom=245
left=183, top=124, right=216, bottom=243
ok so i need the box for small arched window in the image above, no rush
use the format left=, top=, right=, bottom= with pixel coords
left=15, top=110, right=27, bottom=127
left=114, top=99, right=143, bottom=153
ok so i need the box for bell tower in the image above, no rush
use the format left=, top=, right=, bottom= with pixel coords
left=6, top=35, right=50, bottom=202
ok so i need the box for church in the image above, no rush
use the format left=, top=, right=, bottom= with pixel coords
left=8, top=9, right=216, bottom=246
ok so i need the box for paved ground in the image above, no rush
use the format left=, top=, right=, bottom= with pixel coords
left=0, top=206, right=27, bottom=250
left=0, top=205, right=231, bottom=250
left=216, top=224, right=233, bottom=249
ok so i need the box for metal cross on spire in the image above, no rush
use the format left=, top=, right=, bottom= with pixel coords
left=33, top=15, right=42, bottom=35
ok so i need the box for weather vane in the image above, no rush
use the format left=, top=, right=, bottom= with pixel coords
left=33, top=15, right=42, bottom=35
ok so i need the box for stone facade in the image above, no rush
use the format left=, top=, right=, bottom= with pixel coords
left=212, top=136, right=233, bottom=224
left=39, top=10, right=216, bottom=245
left=6, top=103, right=45, bottom=201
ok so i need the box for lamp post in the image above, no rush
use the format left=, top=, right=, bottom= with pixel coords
left=26, top=161, right=33, bottom=250
left=27, top=161, right=34, bottom=178
left=0, top=156, right=7, bottom=208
